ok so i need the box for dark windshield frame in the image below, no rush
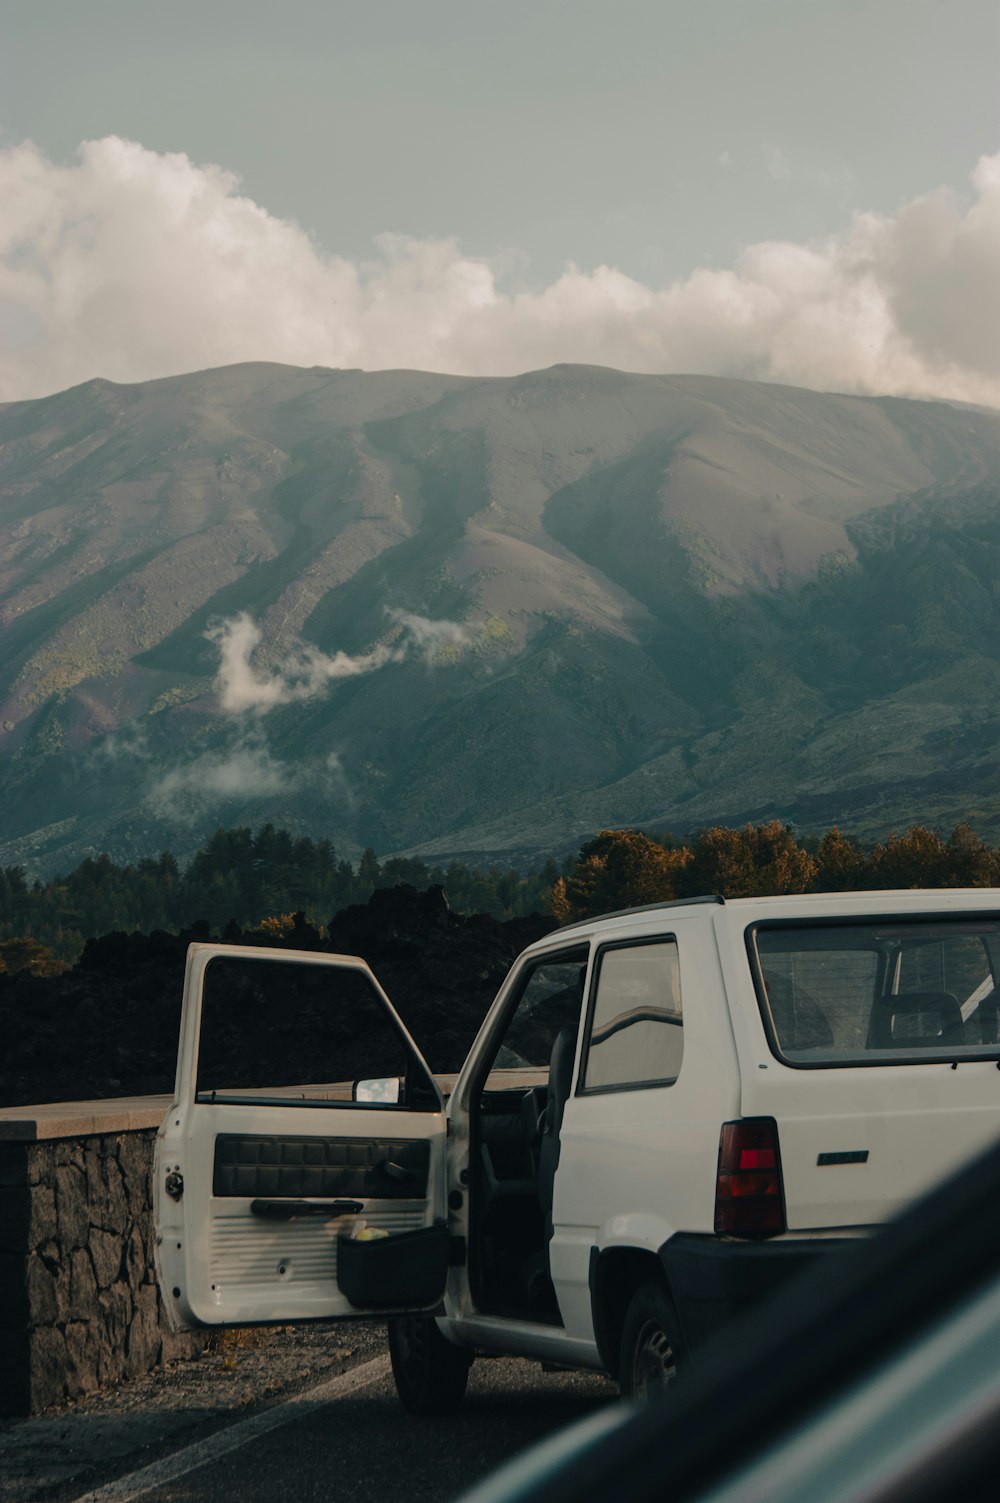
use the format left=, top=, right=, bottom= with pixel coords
left=745, top=910, right=1000, bottom=1070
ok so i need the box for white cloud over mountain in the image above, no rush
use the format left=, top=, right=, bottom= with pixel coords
left=148, top=733, right=288, bottom=820
left=209, top=613, right=400, bottom=715
left=209, top=610, right=469, bottom=715
left=146, top=607, right=470, bottom=818
left=1, top=135, right=998, bottom=406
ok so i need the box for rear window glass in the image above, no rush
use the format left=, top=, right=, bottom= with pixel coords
left=751, top=917, right=1000, bottom=1066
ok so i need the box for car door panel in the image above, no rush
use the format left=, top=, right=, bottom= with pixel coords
left=155, top=944, right=448, bottom=1329
left=212, top=1131, right=432, bottom=1199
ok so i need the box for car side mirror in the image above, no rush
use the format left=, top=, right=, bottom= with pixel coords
left=353, top=1076, right=401, bottom=1105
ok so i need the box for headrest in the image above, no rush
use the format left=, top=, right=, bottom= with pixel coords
left=870, top=991, right=963, bottom=1048
left=546, top=1024, right=578, bottom=1123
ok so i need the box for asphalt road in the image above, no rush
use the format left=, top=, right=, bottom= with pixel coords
left=0, top=1324, right=617, bottom=1503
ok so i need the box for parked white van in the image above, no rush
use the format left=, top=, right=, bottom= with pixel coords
left=155, top=890, right=1000, bottom=1409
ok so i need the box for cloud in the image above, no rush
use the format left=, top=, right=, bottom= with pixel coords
left=146, top=727, right=356, bottom=823
left=209, top=609, right=470, bottom=715
left=388, top=610, right=470, bottom=660
left=209, top=613, right=398, bottom=714
left=147, top=733, right=288, bottom=820
left=324, top=749, right=355, bottom=810
left=2, top=135, right=999, bottom=407
left=86, top=723, right=150, bottom=767
left=764, top=145, right=791, bottom=182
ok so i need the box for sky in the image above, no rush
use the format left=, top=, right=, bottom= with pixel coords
left=1, top=0, right=998, bottom=405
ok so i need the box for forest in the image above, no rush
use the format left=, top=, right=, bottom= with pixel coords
left=0, top=826, right=561, bottom=972
left=2, top=818, right=999, bottom=975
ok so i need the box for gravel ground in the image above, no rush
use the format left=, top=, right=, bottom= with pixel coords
left=0, top=1321, right=386, bottom=1502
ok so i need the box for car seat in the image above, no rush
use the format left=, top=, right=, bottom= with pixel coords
left=538, top=1023, right=578, bottom=1247
left=869, top=991, right=965, bottom=1049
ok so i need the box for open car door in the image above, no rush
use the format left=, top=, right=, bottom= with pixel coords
left=155, top=944, right=449, bottom=1330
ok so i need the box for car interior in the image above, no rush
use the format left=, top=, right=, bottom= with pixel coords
left=468, top=948, right=589, bottom=1322
left=755, top=920, right=1000, bottom=1060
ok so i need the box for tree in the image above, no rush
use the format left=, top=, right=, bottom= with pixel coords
left=870, top=826, right=948, bottom=889
left=554, top=830, right=691, bottom=922
left=253, top=912, right=298, bottom=938
left=942, top=822, right=1000, bottom=887
left=357, top=848, right=381, bottom=898
left=812, top=828, right=869, bottom=891
left=0, top=937, right=62, bottom=976
left=682, top=822, right=815, bottom=898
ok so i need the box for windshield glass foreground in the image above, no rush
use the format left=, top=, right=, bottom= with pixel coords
left=750, top=915, right=1000, bottom=1066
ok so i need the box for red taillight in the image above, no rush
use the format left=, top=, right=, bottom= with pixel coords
left=737, top=1147, right=775, bottom=1171
left=715, top=1118, right=786, bottom=1238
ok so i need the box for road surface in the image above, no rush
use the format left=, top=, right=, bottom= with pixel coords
left=0, top=1322, right=617, bottom=1503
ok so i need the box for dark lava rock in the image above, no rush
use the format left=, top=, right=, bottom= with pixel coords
left=0, top=887, right=558, bottom=1108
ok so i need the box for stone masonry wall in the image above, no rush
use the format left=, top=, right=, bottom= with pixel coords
left=0, top=1127, right=206, bottom=1415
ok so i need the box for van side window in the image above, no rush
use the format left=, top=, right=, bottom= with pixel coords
left=490, top=949, right=590, bottom=1084
left=581, top=939, right=683, bottom=1091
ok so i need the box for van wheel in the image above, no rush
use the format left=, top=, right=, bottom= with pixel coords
left=618, top=1281, right=681, bottom=1401
left=388, top=1314, right=473, bottom=1415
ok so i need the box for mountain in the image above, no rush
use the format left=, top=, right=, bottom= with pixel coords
left=2, top=362, right=1000, bottom=876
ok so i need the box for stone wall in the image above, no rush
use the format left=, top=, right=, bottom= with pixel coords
left=0, top=1101, right=206, bottom=1415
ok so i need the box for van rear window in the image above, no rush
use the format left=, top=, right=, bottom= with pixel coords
left=750, top=916, right=1000, bottom=1066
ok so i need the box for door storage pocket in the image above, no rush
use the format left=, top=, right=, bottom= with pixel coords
left=337, top=1222, right=449, bottom=1308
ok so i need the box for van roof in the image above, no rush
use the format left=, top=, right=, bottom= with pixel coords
left=540, top=887, right=1000, bottom=946
left=556, top=894, right=725, bottom=933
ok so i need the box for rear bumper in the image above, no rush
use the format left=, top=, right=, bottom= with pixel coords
left=660, top=1233, right=857, bottom=1358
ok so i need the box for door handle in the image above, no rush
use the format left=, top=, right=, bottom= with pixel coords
left=250, top=1199, right=364, bottom=1220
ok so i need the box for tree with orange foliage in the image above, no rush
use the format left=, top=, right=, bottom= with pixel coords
left=812, top=827, right=869, bottom=890
left=552, top=829, right=691, bottom=923
left=0, top=937, right=62, bottom=976
left=869, top=823, right=1000, bottom=889
left=253, top=912, right=298, bottom=939
left=869, top=826, right=948, bottom=888
left=681, top=821, right=816, bottom=899
left=942, top=823, right=1000, bottom=887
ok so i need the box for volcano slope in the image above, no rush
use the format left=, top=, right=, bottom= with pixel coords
left=2, top=361, right=1000, bottom=874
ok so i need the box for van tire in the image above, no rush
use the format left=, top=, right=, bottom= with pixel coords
left=388, top=1314, right=473, bottom=1415
left=618, top=1281, right=682, bottom=1401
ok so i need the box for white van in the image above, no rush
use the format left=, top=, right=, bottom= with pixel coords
left=155, top=890, right=1000, bottom=1408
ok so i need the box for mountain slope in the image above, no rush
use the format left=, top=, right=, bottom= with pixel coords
left=2, top=362, right=1000, bottom=874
